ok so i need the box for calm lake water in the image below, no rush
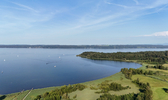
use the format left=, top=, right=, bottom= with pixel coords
left=0, top=48, right=168, bottom=94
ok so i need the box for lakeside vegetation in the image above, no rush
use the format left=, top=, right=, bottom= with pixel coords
left=77, top=51, right=168, bottom=100
left=34, top=84, right=86, bottom=100
left=78, top=51, right=168, bottom=64
left=1, top=50, right=168, bottom=100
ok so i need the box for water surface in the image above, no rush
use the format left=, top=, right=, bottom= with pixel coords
left=0, top=48, right=167, bottom=94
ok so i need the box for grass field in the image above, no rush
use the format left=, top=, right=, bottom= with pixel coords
left=132, top=75, right=168, bottom=100
left=0, top=93, right=19, bottom=100
left=146, top=68, right=168, bottom=73
left=1, top=87, right=58, bottom=100
left=24, top=87, right=60, bottom=100
left=68, top=72, right=139, bottom=100
left=163, top=64, right=168, bottom=68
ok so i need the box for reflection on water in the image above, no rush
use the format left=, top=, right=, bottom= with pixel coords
left=82, top=58, right=139, bottom=68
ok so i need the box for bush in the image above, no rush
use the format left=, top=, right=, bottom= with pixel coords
left=73, top=94, right=77, bottom=99
left=90, top=86, right=98, bottom=90
left=98, top=81, right=130, bottom=93
left=38, top=84, right=86, bottom=100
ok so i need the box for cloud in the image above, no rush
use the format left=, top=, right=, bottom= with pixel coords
left=104, top=0, right=129, bottom=8
left=0, top=6, right=27, bottom=11
left=143, top=31, right=168, bottom=37
left=11, top=2, right=38, bottom=13
left=67, top=0, right=168, bottom=37
left=74, top=0, right=168, bottom=30
left=133, top=0, right=139, bottom=5
left=0, top=5, right=56, bottom=35
left=2, top=0, right=168, bottom=38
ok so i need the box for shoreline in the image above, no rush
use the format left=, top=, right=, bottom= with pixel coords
left=0, top=60, right=142, bottom=95
left=1, top=50, right=168, bottom=99
left=1, top=62, right=145, bottom=100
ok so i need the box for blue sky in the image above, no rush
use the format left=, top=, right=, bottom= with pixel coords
left=1, top=0, right=168, bottom=45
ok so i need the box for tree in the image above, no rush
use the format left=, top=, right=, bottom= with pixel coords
left=144, top=86, right=153, bottom=100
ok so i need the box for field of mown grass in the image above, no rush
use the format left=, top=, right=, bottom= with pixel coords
left=146, top=68, right=168, bottom=73
left=0, top=91, right=29, bottom=100
left=132, top=75, right=168, bottom=100
left=68, top=72, right=139, bottom=100
left=163, top=64, right=168, bottom=68
left=0, top=92, right=19, bottom=100
left=0, top=87, right=58, bottom=100
left=14, top=90, right=30, bottom=100
left=24, top=87, right=60, bottom=100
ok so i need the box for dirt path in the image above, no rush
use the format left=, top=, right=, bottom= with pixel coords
left=22, top=88, right=33, bottom=100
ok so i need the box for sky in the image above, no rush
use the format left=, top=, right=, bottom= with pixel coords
left=1, top=0, right=168, bottom=45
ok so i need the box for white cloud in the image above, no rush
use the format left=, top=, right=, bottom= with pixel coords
left=0, top=6, right=27, bottom=11
left=2, top=0, right=168, bottom=37
left=74, top=0, right=168, bottom=30
left=143, top=31, right=168, bottom=37
left=133, top=0, right=139, bottom=5
left=104, top=0, right=129, bottom=8
left=11, top=2, right=38, bottom=13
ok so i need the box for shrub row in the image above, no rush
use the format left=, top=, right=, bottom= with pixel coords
left=34, top=84, right=86, bottom=100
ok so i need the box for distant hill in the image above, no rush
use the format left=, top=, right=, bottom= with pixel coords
left=162, top=43, right=168, bottom=45
left=0, top=44, right=168, bottom=49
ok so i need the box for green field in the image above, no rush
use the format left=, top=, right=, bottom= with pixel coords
left=0, top=87, right=58, bottom=100
left=68, top=72, right=139, bottom=100
left=132, top=75, right=168, bottom=100
left=163, top=64, right=168, bottom=68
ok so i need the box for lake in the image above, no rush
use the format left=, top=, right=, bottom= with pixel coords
left=0, top=48, right=168, bottom=94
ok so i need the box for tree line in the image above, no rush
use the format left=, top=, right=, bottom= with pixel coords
left=78, top=51, right=168, bottom=64
left=97, top=68, right=153, bottom=100
left=34, top=84, right=86, bottom=100
left=95, top=80, right=130, bottom=93
left=97, top=80, right=152, bottom=100
left=146, top=64, right=168, bottom=70
left=121, top=68, right=154, bottom=79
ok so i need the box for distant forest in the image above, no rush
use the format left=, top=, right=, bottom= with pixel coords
left=78, top=51, right=168, bottom=64
left=0, top=45, right=168, bottom=49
